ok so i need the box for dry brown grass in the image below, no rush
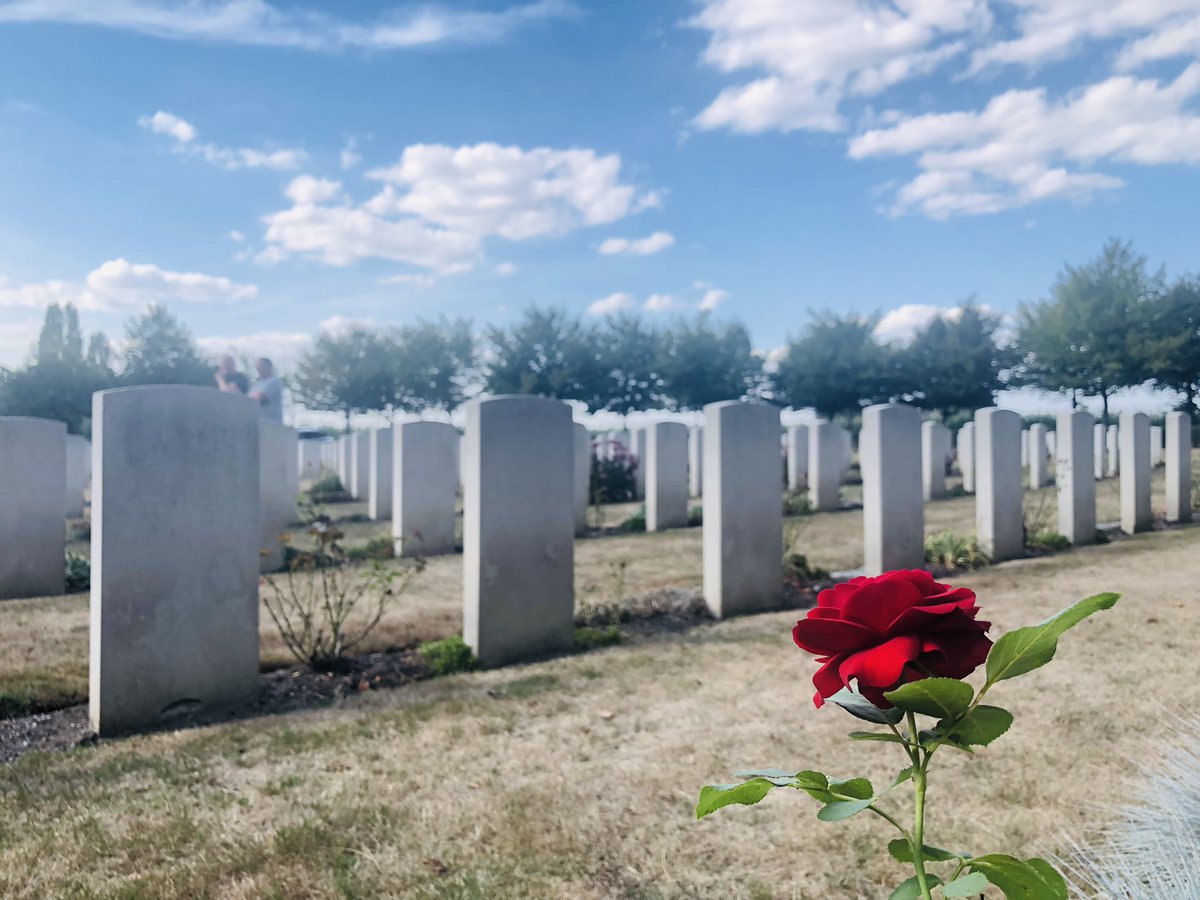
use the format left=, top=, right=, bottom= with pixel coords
left=0, top=525, right=1195, bottom=897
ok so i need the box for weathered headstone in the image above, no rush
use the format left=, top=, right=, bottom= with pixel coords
left=90, top=387, right=259, bottom=735
left=1020, top=428, right=1029, bottom=468
left=786, top=425, right=808, bottom=491
left=1055, top=411, right=1095, bottom=545
left=975, top=408, right=1023, bottom=563
left=65, top=433, right=90, bottom=518
left=368, top=427, right=394, bottom=521
left=574, top=422, right=590, bottom=536
left=809, top=421, right=842, bottom=511
left=1028, top=423, right=1049, bottom=488
left=464, top=397, right=574, bottom=666
left=631, top=427, right=647, bottom=500
left=260, top=421, right=297, bottom=572
left=1106, top=424, right=1120, bottom=478
left=646, top=422, right=689, bottom=531
left=703, top=401, right=782, bottom=618
left=1150, top=425, right=1164, bottom=467
left=862, top=404, right=923, bottom=576
left=393, top=421, right=458, bottom=557
left=1119, top=411, right=1151, bottom=534
left=298, top=438, right=324, bottom=482
left=0, top=417, right=66, bottom=600
left=1046, top=430, right=1056, bottom=463
left=957, top=422, right=976, bottom=493
left=688, top=426, right=704, bottom=498
left=338, top=434, right=351, bottom=486
left=838, top=427, right=853, bottom=484
left=1094, top=423, right=1107, bottom=480
left=1166, top=412, right=1192, bottom=524
left=921, top=421, right=950, bottom=501
left=350, top=433, right=370, bottom=500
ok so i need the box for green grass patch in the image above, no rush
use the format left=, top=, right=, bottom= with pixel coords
left=419, top=636, right=479, bottom=677
left=574, top=625, right=622, bottom=651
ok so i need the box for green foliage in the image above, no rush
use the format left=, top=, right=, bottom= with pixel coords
left=900, top=301, right=1013, bottom=418
left=889, top=874, right=943, bottom=899
left=887, top=840, right=963, bottom=864
left=64, top=551, right=90, bottom=593
left=783, top=490, right=812, bottom=517
left=590, top=451, right=638, bottom=504
left=687, top=505, right=703, bottom=527
left=484, top=307, right=612, bottom=409
left=619, top=506, right=646, bottom=533
left=923, top=530, right=990, bottom=570
left=783, top=553, right=829, bottom=582
left=772, top=312, right=896, bottom=418
left=1142, top=275, right=1200, bottom=411
left=307, top=472, right=347, bottom=503
left=656, top=316, right=762, bottom=409
left=344, top=536, right=394, bottom=561
left=418, top=636, right=478, bottom=677
left=965, top=854, right=1067, bottom=899
left=883, top=678, right=973, bottom=719
left=1027, top=530, right=1072, bottom=552
left=119, top=304, right=213, bottom=386
left=985, top=592, right=1120, bottom=686
left=574, top=625, right=622, bottom=650
left=829, top=687, right=904, bottom=725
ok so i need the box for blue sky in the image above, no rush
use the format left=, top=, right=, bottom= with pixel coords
left=1, top=0, right=1198, bottom=380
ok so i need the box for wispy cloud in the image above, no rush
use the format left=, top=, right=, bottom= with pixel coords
left=139, top=110, right=304, bottom=170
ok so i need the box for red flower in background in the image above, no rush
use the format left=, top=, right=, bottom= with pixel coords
left=792, top=570, right=991, bottom=709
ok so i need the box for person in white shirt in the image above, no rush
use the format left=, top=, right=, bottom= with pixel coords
left=248, top=357, right=284, bottom=423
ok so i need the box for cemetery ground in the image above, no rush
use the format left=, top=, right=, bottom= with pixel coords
left=0, top=524, right=1193, bottom=896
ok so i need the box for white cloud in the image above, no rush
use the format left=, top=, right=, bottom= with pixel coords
left=494, top=261, right=517, bottom=276
left=873, top=301, right=1010, bottom=345
left=318, top=314, right=374, bottom=335
left=0, top=261, right=256, bottom=312
left=0, top=316, right=41, bottom=366
left=597, top=231, right=674, bottom=256
left=228, top=229, right=245, bottom=242
left=690, top=0, right=990, bottom=133
left=849, top=65, right=1200, bottom=217
left=586, top=292, right=636, bottom=316
left=0, top=0, right=578, bottom=51
left=378, top=272, right=435, bottom=287
left=698, top=287, right=730, bottom=311
left=340, top=137, right=362, bottom=170
left=197, top=330, right=310, bottom=370
left=262, top=143, right=656, bottom=272
left=644, top=293, right=684, bottom=312
left=139, top=109, right=304, bottom=171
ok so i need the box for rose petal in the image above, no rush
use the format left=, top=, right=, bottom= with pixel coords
left=886, top=599, right=982, bottom=635
left=841, top=579, right=925, bottom=632
left=812, top=653, right=849, bottom=707
left=839, top=634, right=921, bottom=691
left=793, top=617, right=878, bottom=655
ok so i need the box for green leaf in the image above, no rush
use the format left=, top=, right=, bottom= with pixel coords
left=696, top=779, right=777, bottom=819
left=985, top=592, right=1120, bottom=686
left=827, top=776, right=873, bottom=799
left=848, top=731, right=908, bottom=744
left=816, top=796, right=874, bottom=822
left=941, top=871, right=990, bottom=896
left=888, top=874, right=943, bottom=899
left=829, top=687, right=905, bottom=725
left=790, top=770, right=832, bottom=802
left=883, top=678, right=974, bottom=718
left=968, top=854, right=1067, bottom=899
left=940, top=705, right=1014, bottom=747
left=887, top=767, right=914, bottom=791
left=732, top=768, right=800, bottom=785
left=887, top=839, right=963, bottom=864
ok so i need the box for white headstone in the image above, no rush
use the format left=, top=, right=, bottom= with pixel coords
left=574, top=422, right=590, bottom=536
left=393, top=421, right=458, bottom=557
left=688, top=426, right=703, bottom=498
left=703, top=401, right=782, bottom=618
left=921, top=421, right=949, bottom=501
left=809, top=421, right=842, bottom=511
left=338, top=435, right=351, bottom=486
left=1046, top=430, right=1056, bottom=463
left=1106, top=424, right=1120, bottom=478
left=1150, top=425, right=1164, bottom=467
left=862, top=404, right=923, bottom=576
left=260, top=422, right=297, bottom=572
left=1166, top=412, right=1192, bottom=524
left=65, top=433, right=89, bottom=518
left=631, top=427, right=647, bottom=500
left=1119, top=411, right=1151, bottom=534
left=1021, top=429, right=1029, bottom=467
left=838, top=427, right=853, bottom=483
left=1094, top=423, right=1107, bottom=480
left=349, top=432, right=370, bottom=499
left=1028, top=423, right=1049, bottom=488
left=368, top=427, right=394, bottom=521
left=975, top=408, right=1023, bottom=563
left=1055, top=411, right=1095, bottom=545
left=298, top=439, right=324, bottom=482
left=0, top=417, right=66, bottom=599
left=646, top=422, right=689, bottom=531
left=957, top=422, right=976, bottom=493
left=464, top=397, right=574, bottom=666
left=786, top=425, right=808, bottom=491
left=90, top=387, right=259, bottom=735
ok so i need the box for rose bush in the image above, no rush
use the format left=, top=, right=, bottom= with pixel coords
left=698, top=572, right=1120, bottom=900
left=792, top=570, right=992, bottom=709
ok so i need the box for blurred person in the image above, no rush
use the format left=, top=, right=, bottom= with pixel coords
left=248, top=357, right=284, bottom=423
left=215, top=354, right=249, bottom=394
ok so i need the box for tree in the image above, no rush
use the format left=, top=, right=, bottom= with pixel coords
left=900, top=302, right=1013, bottom=419
left=596, top=314, right=666, bottom=414
left=119, top=304, right=214, bottom=386
left=772, top=312, right=894, bottom=419
left=657, top=315, right=761, bottom=409
left=484, top=307, right=609, bottom=410
left=387, top=317, right=476, bottom=413
left=1141, top=275, right=1200, bottom=412
left=293, top=327, right=396, bottom=430
left=1013, top=239, right=1159, bottom=426
left=0, top=302, right=115, bottom=434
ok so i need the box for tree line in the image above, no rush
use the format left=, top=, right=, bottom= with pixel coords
left=2, top=238, right=1196, bottom=435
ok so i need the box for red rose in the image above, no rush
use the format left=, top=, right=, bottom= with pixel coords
left=792, top=570, right=992, bottom=709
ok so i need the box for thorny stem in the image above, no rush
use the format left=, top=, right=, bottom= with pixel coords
left=908, top=711, right=934, bottom=900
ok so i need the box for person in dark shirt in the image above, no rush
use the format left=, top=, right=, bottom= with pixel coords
left=215, top=354, right=249, bottom=394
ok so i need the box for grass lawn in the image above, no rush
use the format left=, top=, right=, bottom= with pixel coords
left=0, top=524, right=1196, bottom=896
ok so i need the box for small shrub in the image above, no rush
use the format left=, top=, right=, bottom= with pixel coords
left=590, top=452, right=638, bottom=504
left=574, top=625, right=622, bottom=650
left=783, top=553, right=829, bottom=582
left=620, top=506, right=646, bottom=533
left=307, top=473, right=349, bottom=503
left=64, top=551, right=90, bottom=593
left=261, top=521, right=425, bottom=669
left=344, top=535, right=395, bottom=561
left=923, top=530, right=990, bottom=570
left=1027, top=530, right=1072, bottom=552
left=783, top=491, right=812, bottom=517
left=687, top=505, right=703, bottom=527
left=418, top=636, right=478, bottom=676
